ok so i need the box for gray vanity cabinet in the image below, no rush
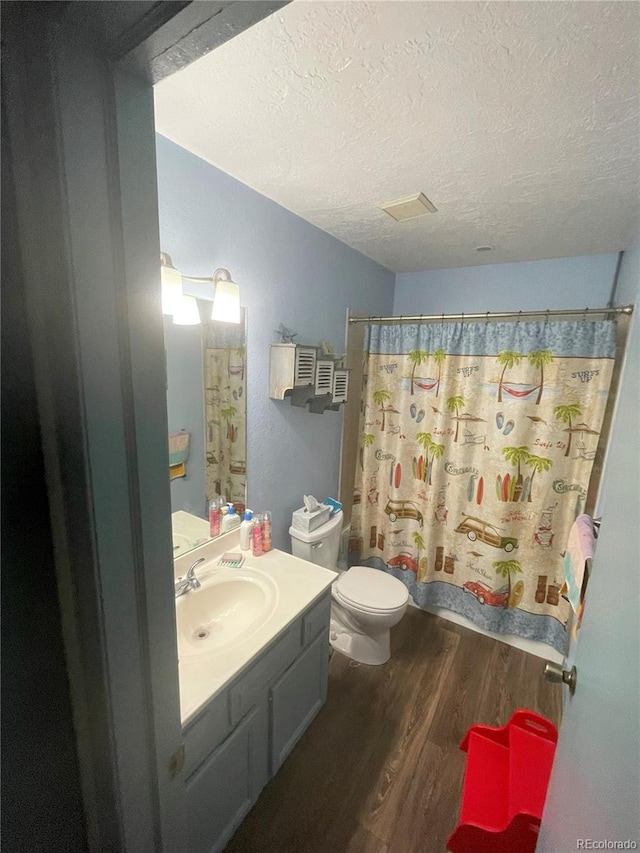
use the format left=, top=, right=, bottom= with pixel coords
left=185, top=699, right=268, bottom=853
left=183, top=590, right=332, bottom=853
left=270, top=631, right=329, bottom=773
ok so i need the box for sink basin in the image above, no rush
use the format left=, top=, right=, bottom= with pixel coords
left=175, top=566, right=278, bottom=657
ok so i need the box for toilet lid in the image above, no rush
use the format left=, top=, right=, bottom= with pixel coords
left=335, top=566, right=409, bottom=611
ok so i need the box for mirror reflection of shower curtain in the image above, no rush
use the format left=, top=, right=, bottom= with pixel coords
left=203, top=317, right=246, bottom=507
left=350, top=319, right=616, bottom=654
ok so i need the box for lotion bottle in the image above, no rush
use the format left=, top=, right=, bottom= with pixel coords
left=221, top=504, right=241, bottom=534
left=240, top=510, right=253, bottom=550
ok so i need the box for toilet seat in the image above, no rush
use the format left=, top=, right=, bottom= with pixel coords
left=334, top=566, right=409, bottom=614
left=333, top=586, right=408, bottom=616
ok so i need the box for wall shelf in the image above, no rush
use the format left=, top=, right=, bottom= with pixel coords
left=269, top=343, right=349, bottom=414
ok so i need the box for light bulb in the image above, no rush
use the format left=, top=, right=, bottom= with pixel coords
left=161, top=261, right=183, bottom=315
left=173, top=295, right=200, bottom=325
left=211, top=278, right=241, bottom=324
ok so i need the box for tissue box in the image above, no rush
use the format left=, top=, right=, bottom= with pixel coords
left=291, top=503, right=331, bottom=534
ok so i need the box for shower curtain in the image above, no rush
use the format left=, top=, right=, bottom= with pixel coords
left=350, top=319, right=616, bottom=653
left=203, top=317, right=246, bottom=508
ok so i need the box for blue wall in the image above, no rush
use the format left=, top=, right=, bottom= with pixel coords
left=156, top=134, right=395, bottom=549
left=394, top=254, right=619, bottom=315
left=164, top=317, right=206, bottom=516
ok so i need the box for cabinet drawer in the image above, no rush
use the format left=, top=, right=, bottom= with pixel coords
left=302, top=591, right=331, bottom=646
left=228, top=624, right=300, bottom=726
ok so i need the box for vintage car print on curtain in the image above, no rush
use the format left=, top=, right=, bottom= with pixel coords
left=350, top=319, right=616, bottom=653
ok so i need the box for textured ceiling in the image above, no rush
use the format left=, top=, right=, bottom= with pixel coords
left=154, top=1, right=640, bottom=273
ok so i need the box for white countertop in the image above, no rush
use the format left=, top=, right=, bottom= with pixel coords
left=174, top=530, right=337, bottom=726
left=171, top=510, right=211, bottom=557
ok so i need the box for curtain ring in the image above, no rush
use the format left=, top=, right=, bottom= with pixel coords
left=486, top=310, right=490, bottom=323
left=583, top=307, right=589, bottom=323
left=545, top=309, right=550, bottom=324
left=441, top=313, right=445, bottom=326
left=517, top=310, right=522, bottom=325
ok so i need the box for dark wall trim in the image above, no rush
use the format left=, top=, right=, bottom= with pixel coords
left=69, top=0, right=291, bottom=84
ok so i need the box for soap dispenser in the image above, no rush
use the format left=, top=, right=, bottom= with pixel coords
left=240, top=510, right=253, bottom=550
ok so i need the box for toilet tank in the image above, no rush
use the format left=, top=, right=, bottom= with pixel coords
left=290, top=510, right=343, bottom=569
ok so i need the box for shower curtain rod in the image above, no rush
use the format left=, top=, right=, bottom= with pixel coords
left=348, top=305, right=633, bottom=324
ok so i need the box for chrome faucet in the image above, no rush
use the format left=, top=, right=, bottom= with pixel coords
left=174, top=557, right=206, bottom=598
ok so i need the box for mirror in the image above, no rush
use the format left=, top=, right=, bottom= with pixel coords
left=165, top=310, right=247, bottom=557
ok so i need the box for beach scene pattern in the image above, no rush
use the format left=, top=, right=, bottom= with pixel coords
left=350, top=319, right=616, bottom=653
left=204, top=319, right=246, bottom=507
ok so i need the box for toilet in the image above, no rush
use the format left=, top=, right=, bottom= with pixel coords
left=290, top=510, right=409, bottom=665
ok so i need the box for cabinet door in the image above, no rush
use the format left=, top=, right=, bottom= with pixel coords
left=186, top=701, right=267, bottom=853
left=270, top=632, right=329, bottom=773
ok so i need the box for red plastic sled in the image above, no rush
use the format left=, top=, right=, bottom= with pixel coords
left=447, top=709, right=558, bottom=853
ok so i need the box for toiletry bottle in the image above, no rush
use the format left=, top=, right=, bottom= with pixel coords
left=262, top=511, right=272, bottom=552
left=240, top=510, right=253, bottom=550
left=209, top=498, right=221, bottom=538
left=252, top=515, right=263, bottom=557
left=221, top=504, right=241, bottom=533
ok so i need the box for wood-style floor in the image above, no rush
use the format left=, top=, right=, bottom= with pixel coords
left=225, top=607, right=562, bottom=853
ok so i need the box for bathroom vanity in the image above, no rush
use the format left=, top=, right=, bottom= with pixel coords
left=173, top=534, right=336, bottom=853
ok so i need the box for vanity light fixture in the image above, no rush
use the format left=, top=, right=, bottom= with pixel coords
left=161, top=252, right=200, bottom=325
left=161, top=253, right=242, bottom=325
left=211, top=269, right=241, bottom=324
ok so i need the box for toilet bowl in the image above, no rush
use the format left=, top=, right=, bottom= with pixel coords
left=330, top=566, right=409, bottom=665
left=289, top=511, right=409, bottom=665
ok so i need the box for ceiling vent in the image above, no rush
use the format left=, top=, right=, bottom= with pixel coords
left=379, top=192, right=437, bottom=221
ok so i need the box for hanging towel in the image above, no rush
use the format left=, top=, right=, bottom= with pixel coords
left=169, top=430, right=190, bottom=466
left=169, top=461, right=186, bottom=481
left=562, top=514, right=596, bottom=614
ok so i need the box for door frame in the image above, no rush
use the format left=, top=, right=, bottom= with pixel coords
left=3, top=2, right=287, bottom=849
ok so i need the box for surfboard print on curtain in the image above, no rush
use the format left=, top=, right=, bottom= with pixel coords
left=350, top=319, right=616, bottom=653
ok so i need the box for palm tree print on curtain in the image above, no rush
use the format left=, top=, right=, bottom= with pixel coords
left=350, top=318, right=617, bottom=653
left=554, top=403, right=582, bottom=456
left=447, top=395, right=466, bottom=442
left=373, top=389, right=393, bottom=432
left=529, top=349, right=554, bottom=404
left=433, top=348, right=446, bottom=397
left=203, top=318, right=246, bottom=509
left=496, top=350, right=523, bottom=403
left=408, top=349, right=429, bottom=395
left=493, top=559, right=524, bottom=607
